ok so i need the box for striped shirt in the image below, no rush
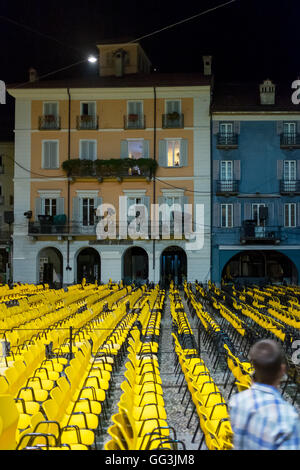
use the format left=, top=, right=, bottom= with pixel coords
left=229, top=382, right=300, bottom=450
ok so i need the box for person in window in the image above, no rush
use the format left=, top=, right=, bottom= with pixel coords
left=229, top=339, right=300, bottom=450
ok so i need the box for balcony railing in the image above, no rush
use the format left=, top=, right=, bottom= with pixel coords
left=162, top=113, right=184, bottom=129
left=240, top=224, right=281, bottom=244
left=28, top=220, right=192, bottom=239
left=280, top=133, right=300, bottom=148
left=280, top=180, right=300, bottom=194
left=217, top=133, right=238, bottom=149
left=38, top=115, right=61, bottom=130
left=76, top=115, right=99, bottom=130
left=124, top=114, right=145, bottom=130
left=62, top=158, right=157, bottom=180
left=216, top=180, right=239, bottom=195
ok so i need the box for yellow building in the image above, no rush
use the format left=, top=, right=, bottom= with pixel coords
left=8, top=41, right=212, bottom=286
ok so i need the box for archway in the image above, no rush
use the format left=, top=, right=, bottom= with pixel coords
left=160, top=246, right=187, bottom=287
left=77, top=247, right=101, bottom=284
left=222, top=250, right=298, bottom=285
left=38, top=247, right=63, bottom=288
left=123, top=247, right=148, bottom=284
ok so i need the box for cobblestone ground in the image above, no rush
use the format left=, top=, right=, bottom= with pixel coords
left=96, top=288, right=300, bottom=451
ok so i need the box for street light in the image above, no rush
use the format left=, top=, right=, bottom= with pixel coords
left=88, top=56, right=97, bottom=63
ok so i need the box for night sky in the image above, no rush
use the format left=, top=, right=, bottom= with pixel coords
left=0, top=0, right=299, bottom=138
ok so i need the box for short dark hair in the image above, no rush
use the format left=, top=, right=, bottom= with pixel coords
left=249, top=339, right=285, bottom=385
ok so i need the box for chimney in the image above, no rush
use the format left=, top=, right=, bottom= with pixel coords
left=29, top=67, right=38, bottom=83
left=113, top=49, right=127, bottom=77
left=259, top=79, right=276, bottom=105
left=203, top=56, right=212, bottom=76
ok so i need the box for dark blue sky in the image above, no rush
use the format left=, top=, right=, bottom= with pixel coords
left=0, top=0, right=299, bottom=138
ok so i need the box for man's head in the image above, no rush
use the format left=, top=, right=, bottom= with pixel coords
left=249, top=339, right=286, bottom=386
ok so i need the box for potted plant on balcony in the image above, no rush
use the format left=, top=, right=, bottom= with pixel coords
left=167, top=111, right=180, bottom=121
left=128, top=113, right=139, bottom=122
left=44, top=114, right=56, bottom=123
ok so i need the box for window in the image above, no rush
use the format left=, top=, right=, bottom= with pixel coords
left=80, top=102, right=96, bottom=117
left=167, top=140, right=181, bottom=167
left=128, top=140, right=144, bottom=160
left=283, top=160, right=296, bottom=181
left=80, top=140, right=97, bottom=160
left=43, top=102, right=58, bottom=117
left=81, top=198, right=95, bottom=226
left=252, top=203, right=266, bottom=226
left=221, top=204, right=233, bottom=228
left=220, top=161, right=233, bottom=180
left=220, top=122, right=234, bottom=144
left=284, top=203, right=296, bottom=227
left=42, top=198, right=57, bottom=216
left=127, top=101, right=143, bottom=128
left=42, top=141, right=59, bottom=169
left=164, top=100, right=182, bottom=127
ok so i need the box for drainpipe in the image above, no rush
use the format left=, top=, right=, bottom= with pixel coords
left=209, top=87, right=213, bottom=285
left=66, top=87, right=72, bottom=275
left=153, top=86, right=157, bottom=283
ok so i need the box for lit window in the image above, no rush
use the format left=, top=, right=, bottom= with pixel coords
left=167, top=140, right=181, bottom=167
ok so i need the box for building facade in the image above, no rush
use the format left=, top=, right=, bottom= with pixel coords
left=211, top=79, right=300, bottom=286
left=0, top=140, right=14, bottom=283
left=8, top=41, right=212, bottom=287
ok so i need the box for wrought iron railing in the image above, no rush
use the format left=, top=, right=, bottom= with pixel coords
left=76, top=115, right=99, bottom=130
left=216, top=180, right=239, bottom=194
left=280, top=180, right=300, bottom=194
left=217, top=133, right=238, bottom=148
left=38, top=115, right=61, bottom=130
left=162, top=113, right=184, bottom=129
left=240, top=224, right=282, bottom=244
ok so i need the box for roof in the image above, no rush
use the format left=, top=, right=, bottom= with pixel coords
left=7, top=72, right=212, bottom=90
left=211, top=81, right=300, bottom=113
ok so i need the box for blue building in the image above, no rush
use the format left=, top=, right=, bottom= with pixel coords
left=211, top=79, right=300, bottom=286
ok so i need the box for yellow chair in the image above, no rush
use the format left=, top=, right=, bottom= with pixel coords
left=0, top=394, right=19, bottom=450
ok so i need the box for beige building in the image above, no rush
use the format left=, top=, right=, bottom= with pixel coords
left=8, top=40, right=212, bottom=287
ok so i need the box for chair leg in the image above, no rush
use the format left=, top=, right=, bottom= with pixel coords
left=198, top=433, right=205, bottom=450
left=186, top=406, right=195, bottom=429
left=191, top=422, right=199, bottom=443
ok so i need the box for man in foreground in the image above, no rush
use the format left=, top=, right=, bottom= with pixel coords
left=229, top=339, right=300, bottom=450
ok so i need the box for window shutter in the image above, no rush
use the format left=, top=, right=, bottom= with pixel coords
left=72, top=197, right=80, bottom=222
left=297, top=202, right=300, bottom=227
left=120, top=140, right=129, bottom=159
left=141, top=196, right=150, bottom=212
left=213, top=203, right=220, bottom=227
left=158, top=140, right=167, bottom=167
left=88, top=102, right=96, bottom=116
left=233, top=121, right=240, bottom=134
left=95, top=197, right=103, bottom=212
left=233, top=203, right=241, bottom=227
left=277, top=160, right=283, bottom=179
left=276, top=121, right=283, bottom=135
left=297, top=160, right=300, bottom=179
left=43, top=142, right=51, bottom=169
left=142, top=140, right=150, bottom=158
left=244, top=202, right=252, bottom=220
left=213, top=160, right=220, bottom=180
left=180, top=139, right=188, bottom=167
left=212, top=121, right=219, bottom=135
left=80, top=141, right=89, bottom=160
left=266, top=202, right=274, bottom=225
left=277, top=201, right=284, bottom=226
left=89, top=141, right=96, bottom=160
left=57, top=198, right=65, bottom=215
left=233, top=160, right=241, bottom=180
left=35, top=197, right=42, bottom=220
left=44, top=141, right=58, bottom=169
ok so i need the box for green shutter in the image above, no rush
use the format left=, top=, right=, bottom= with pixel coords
left=180, top=139, right=188, bottom=167
left=57, top=197, right=65, bottom=215
left=158, top=140, right=167, bottom=167
left=143, top=140, right=150, bottom=158
left=35, top=197, right=42, bottom=221
left=72, top=197, right=80, bottom=222
left=121, top=140, right=129, bottom=159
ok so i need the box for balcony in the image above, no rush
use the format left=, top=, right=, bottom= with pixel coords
left=280, top=180, right=300, bottom=194
left=280, top=133, right=300, bottom=149
left=124, top=114, right=145, bottom=130
left=28, top=220, right=191, bottom=240
left=216, top=180, right=239, bottom=195
left=216, top=133, right=238, bottom=149
left=76, top=115, right=99, bottom=130
left=38, top=115, right=61, bottom=130
left=162, top=113, right=184, bottom=129
left=240, top=223, right=281, bottom=244
left=62, top=158, right=157, bottom=181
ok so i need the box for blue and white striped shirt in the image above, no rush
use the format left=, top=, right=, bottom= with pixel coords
left=229, top=383, right=300, bottom=450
